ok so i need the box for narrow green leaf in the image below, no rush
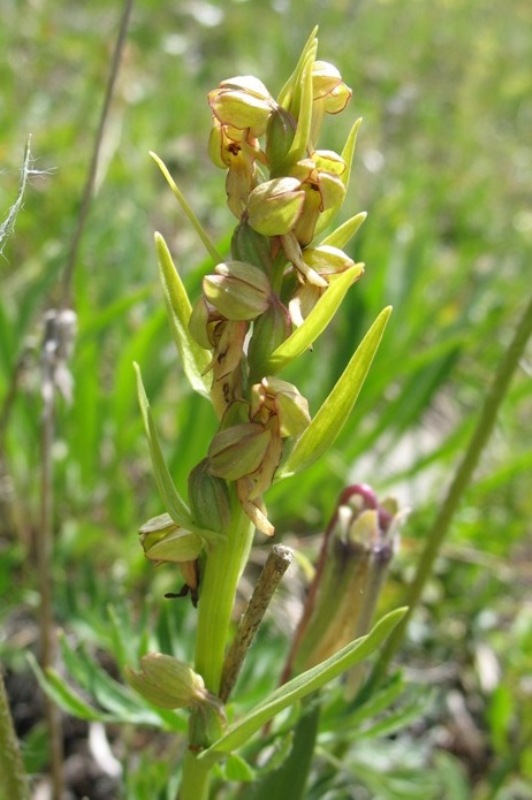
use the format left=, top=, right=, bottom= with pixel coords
left=150, top=152, right=222, bottom=264
left=199, top=607, right=407, bottom=760
left=277, top=26, right=318, bottom=109
left=28, top=654, right=109, bottom=723
left=286, top=49, right=315, bottom=165
left=264, top=264, right=364, bottom=374
left=134, top=362, right=193, bottom=528
left=278, top=306, right=392, bottom=478
left=242, top=702, right=320, bottom=800
left=319, top=211, right=367, bottom=250
left=59, top=635, right=157, bottom=722
left=315, top=118, right=363, bottom=236
left=155, top=232, right=212, bottom=399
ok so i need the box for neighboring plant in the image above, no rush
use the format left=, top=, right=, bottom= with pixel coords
left=128, top=28, right=403, bottom=799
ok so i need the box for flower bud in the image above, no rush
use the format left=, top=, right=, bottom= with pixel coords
left=203, top=261, right=271, bottom=321
left=188, top=458, right=231, bottom=534
left=246, top=178, right=305, bottom=237
left=208, top=423, right=272, bottom=481
left=312, top=61, right=352, bottom=113
left=126, top=653, right=208, bottom=709
left=139, top=517, right=203, bottom=564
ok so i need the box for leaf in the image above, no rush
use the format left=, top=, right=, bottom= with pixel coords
left=28, top=654, right=111, bottom=723
left=315, top=118, right=363, bottom=236
left=58, top=635, right=164, bottom=724
left=199, top=607, right=407, bottom=761
left=263, top=264, right=364, bottom=374
left=242, top=702, right=320, bottom=800
left=224, top=753, right=256, bottom=782
left=278, top=306, right=392, bottom=478
left=319, top=211, right=367, bottom=250
left=155, top=232, right=212, bottom=398
left=285, top=49, right=315, bottom=165
left=134, top=362, right=193, bottom=528
left=150, top=152, right=222, bottom=264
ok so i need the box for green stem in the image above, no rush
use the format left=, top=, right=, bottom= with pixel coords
left=178, top=496, right=254, bottom=799
left=179, top=750, right=212, bottom=800
left=363, top=291, right=532, bottom=697
left=0, top=670, right=30, bottom=800
left=195, top=493, right=255, bottom=695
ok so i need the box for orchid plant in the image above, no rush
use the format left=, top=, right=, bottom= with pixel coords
left=129, top=28, right=405, bottom=800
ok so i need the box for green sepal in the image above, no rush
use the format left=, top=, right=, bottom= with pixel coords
left=134, top=362, right=193, bottom=528
left=277, top=306, right=392, bottom=478
left=263, top=264, right=364, bottom=374
left=314, top=118, right=362, bottom=237
left=155, top=232, right=212, bottom=398
left=198, top=607, right=408, bottom=761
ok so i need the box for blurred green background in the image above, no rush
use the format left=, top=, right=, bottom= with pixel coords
left=1, top=0, right=531, bottom=797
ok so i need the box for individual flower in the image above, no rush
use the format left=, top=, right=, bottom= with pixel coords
left=139, top=514, right=203, bottom=563
left=246, top=177, right=306, bottom=237
left=208, top=76, right=277, bottom=137
left=127, top=653, right=209, bottom=709
left=288, top=245, right=363, bottom=326
left=203, top=261, right=271, bottom=321
left=288, top=151, right=346, bottom=246
left=250, top=376, right=311, bottom=438
left=309, top=60, right=352, bottom=147
left=208, top=422, right=273, bottom=481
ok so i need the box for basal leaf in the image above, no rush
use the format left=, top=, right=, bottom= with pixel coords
left=199, top=607, right=407, bottom=760
left=134, top=362, right=193, bottom=528
left=155, top=232, right=212, bottom=398
left=278, top=306, right=392, bottom=478
left=264, top=264, right=364, bottom=374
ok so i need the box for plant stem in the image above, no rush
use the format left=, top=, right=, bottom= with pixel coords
left=363, top=291, right=532, bottom=697
left=178, top=750, right=212, bottom=800
left=194, top=495, right=255, bottom=694
left=220, top=544, right=292, bottom=702
left=178, top=498, right=255, bottom=798
left=0, top=671, right=30, bottom=800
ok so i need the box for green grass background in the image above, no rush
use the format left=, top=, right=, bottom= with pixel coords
left=1, top=0, right=531, bottom=797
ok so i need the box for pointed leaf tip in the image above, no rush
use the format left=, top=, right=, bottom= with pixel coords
left=278, top=305, right=392, bottom=478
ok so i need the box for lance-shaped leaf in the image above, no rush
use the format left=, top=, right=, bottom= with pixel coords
left=263, top=264, right=363, bottom=374
left=277, top=306, right=392, bottom=478
left=198, top=607, right=407, bottom=761
left=135, top=362, right=193, bottom=528
left=155, top=232, right=212, bottom=398
left=319, top=211, right=367, bottom=250
left=285, top=48, right=315, bottom=166
left=314, top=117, right=362, bottom=237
left=277, top=26, right=318, bottom=111
left=150, top=151, right=223, bottom=264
